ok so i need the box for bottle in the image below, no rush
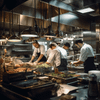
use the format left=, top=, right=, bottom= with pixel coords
left=88, top=74, right=98, bottom=98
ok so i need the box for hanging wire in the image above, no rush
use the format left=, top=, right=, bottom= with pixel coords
left=55, top=7, right=60, bottom=37
left=12, top=10, right=13, bottom=34
left=19, top=14, right=20, bottom=36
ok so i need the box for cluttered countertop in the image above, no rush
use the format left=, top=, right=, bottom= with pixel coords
left=0, top=56, right=100, bottom=100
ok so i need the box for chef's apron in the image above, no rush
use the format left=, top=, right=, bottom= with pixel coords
left=37, top=53, right=47, bottom=62
left=57, top=59, right=68, bottom=71
left=84, top=57, right=96, bottom=73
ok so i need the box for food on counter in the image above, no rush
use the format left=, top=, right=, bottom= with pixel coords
left=15, top=64, right=21, bottom=67
left=27, top=68, right=33, bottom=72
left=6, top=67, right=27, bottom=74
left=46, top=72, right=78, bottom=78
left=36, top=63, right=50, bottom=68
left=37, top=62, right=44, bottom=65
left=20, top=63, right=35, bottom=67
left=12, top=68, right=26, bottom=72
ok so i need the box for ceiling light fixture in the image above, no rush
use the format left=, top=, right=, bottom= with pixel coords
left=77, top=7, right=94, bottom=13
left=21, top=0, right=39, bottom=38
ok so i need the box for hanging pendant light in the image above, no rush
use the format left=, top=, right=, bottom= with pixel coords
left=44, top=4, right=56, bottom=39
left=21, top=0, right=39, bottom=38
left=0, top=11, right=7, bottom=43
left=8, top=10, right=21, bottom=42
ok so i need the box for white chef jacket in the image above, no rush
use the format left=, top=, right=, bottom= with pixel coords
left=79, top=43, right=94, bottom=62
left=32, top=45, right=45, bottom=57
left=47, top=49, right=61, bottom=67
left=56, top=46, right=67, bottom=59
left=46, top=48, right=52, bottom=59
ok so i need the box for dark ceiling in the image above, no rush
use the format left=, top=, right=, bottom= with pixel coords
left=1, top=0, right=100, bottom=32
left=41, top=0, right=100, bottom=18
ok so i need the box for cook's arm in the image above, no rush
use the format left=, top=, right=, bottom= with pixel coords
left=72, top=48, right=87, bottom=65
left=46, top=51, right=55, bottom=64
left=35, top=45, right=46, bottom=63
left=73, top=60, right=84, bottom=65
left=30, top=48, right=37, bottom=62
left=36, top=54, right=44, bottom=62
left=30, top=56, right=35, bottom=62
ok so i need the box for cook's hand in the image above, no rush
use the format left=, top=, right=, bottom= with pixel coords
left=33, top=61, right=38, bottom=66
left=4, top=49, right=7, bottom=54
left=70, top=61, right=74, bottom=65
left=29, top=60, right=32, bottom=63
left=46, top=62, right=50, bottom=65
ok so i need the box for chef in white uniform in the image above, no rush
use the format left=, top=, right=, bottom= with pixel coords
left=71, top=39, right=96, bottom=73
left=29, top=40, right=47, bottom=65
left=46, top=43, right=61, bottom=69
left=63, top=42, right=70, bottom=56
left=55, top=42, right=68, bottom=71
left=46, top=42, right=68, bottom=71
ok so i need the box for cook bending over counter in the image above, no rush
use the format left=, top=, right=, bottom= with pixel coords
left=29, top=40, right=47, bottom=65
left=71, top=39, right=96, bottom=73
left=46, top=42, right=70, bottom=71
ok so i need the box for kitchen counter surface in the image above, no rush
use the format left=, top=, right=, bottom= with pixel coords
left=50, top=85, right=100, bottom=100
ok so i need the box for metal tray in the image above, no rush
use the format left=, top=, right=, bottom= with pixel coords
left=3, top=79, right=56, bottom=99
left=3, top=71, right=34, bottom=83
left=45, top=73, right=78, bottom=84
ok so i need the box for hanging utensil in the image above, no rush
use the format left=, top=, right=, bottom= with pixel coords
left=18, top=14, right=21, bottom=37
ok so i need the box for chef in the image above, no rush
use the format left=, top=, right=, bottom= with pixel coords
left=46, top=43, right=61, bottom=69
left=46, top=42, right=68, bottom=71
left=71, top=39, right=96, bottom=73
left=29, top=40, right=47, bottom=65
left=55, top=42, right=69, bottom=71
left=63, top=42, right=70, bottom=56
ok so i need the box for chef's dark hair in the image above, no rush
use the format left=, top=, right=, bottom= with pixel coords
left=32, top=40, right=38, bottom=44
left=74, top=39, right=83, bottom=44
left=64, top=42, right=70, bottom=47
left=49, top=43, right=56, bottom=48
